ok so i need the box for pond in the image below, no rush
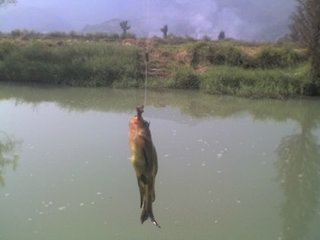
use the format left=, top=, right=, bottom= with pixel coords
left=1, top=82, right=320, bottom=240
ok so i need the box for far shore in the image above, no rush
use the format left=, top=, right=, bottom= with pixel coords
left=0, top=33, right=315, bottom=99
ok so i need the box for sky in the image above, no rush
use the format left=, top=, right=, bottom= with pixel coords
left=0, top=0, right=297, bottom=41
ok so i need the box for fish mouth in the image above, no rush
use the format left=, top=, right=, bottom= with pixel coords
left=136, top=105, right=144, bottom=118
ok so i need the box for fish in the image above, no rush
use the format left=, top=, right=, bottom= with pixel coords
left=128, top=105, right=160, bottom=228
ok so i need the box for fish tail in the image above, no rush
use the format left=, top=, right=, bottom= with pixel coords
left=140, top=206, right=149, bottom=224
left=140, top=185, right=160, bottom=228
left=140, top=205, right=161, bottom=228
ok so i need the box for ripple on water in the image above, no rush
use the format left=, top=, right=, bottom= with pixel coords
left=58, top=206, right=66, bottom=211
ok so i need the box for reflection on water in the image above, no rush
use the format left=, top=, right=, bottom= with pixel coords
left=276, top=106, right=320, bottom=240
left=0, top=131, right=20, bottom=186
left=0, top=82, right=320, bottom=240
left=1, top=82, right=319, bottom=122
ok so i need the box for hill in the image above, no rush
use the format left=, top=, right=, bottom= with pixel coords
left=82, top=19, right=123, bottom=34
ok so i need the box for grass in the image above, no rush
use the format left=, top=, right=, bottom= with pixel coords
left=0, top=36, right=315, bottom=98
left=0, top=40, right=141, bottom=87
left=190, top=40, right=308, bottom=69
left=200, top=65, right=309, bottom=98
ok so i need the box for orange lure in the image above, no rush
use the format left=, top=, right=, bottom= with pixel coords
left=128, top=105, right=160, bottom=228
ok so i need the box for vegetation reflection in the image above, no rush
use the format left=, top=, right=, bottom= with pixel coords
left=276, top=107, right=320, bottom=240
left=1, top=84, right=320, bottom=121
left=0, top=131, right=20, bottom=187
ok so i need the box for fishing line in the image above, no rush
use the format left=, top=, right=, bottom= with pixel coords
left=144, top=0, right=151, bottom=106
left=144, top=50, right=148, bottom=106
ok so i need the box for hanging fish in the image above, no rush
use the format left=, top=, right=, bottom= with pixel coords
left=128, top=105, right=160, bottom=228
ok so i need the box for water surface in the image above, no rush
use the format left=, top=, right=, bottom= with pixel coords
left=1, top=83, right=320, bottom=240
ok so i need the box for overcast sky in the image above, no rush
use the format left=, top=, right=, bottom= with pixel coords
left=0, top=0, right=297, bottom=41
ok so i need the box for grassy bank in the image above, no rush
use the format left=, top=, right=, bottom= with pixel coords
left=0, top=39, right=141, bottom=87
left=0, top=37, right=314, bottom=98
left=146, top=64, right=310, bottom=99
left=200, top=65, right=310, bottom=98
left=147, top=40, right=312, bottom=98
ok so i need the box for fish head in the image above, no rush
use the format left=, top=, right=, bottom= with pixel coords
left=129, top=106, right=151, bottom=148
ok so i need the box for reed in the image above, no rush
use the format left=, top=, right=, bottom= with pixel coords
left=0, top=40, right=140, bottom=86
left=200, top=65, right=309, bottom=98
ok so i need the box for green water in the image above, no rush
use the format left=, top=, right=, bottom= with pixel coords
left=0, top=83, right=320, bottom=240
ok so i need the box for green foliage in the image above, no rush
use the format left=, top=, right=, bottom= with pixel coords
left=0, top=41, right=140, bottom=86
left=0, top=37, right=314, bottom=98
left=47, top=31, right=68, bottom=38
left=0, top=41, right=15, bottom=60
left=208, top=44, right=248, bottom=66
left=191, top=41, right=308, bottom=69
left=201, top=65, right=309, bottom=98
left=172, top=67, right=200, bottom=89
left=255, top=47, right=308, bottom=68
left=10, top=29, right=22, bottom=37
left=202, top=35, right=211, bottom=41
left=191, top=41, right=250, bottom=67
left=190, top=41, right=210, bottom=66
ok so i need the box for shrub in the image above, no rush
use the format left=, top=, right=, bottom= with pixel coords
left=207, top=44, right=249, bottom=66
left=0, top=41, right=16, bottom=60
left=190, top=41, right=210, bottom=66
left=173, top=67, right=200, bottom=89
left=190, top=42, right=308, bottom=70
left=10, top=30, right=22, bottom=37
left=254, top=47, right=308, bottom=69
left=191, top=42, right=250, bottom=67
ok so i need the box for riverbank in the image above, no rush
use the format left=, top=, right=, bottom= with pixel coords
left=0, top=36, right=313, bottom=98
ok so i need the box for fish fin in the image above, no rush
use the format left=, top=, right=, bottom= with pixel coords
left=140, top=202, right=160, bottom=228
left=140, top=208, right=148, bottom=224
left=151, top=217, right=161, bottom=228
left=137, top=176, right=146, bottom=208
left=140, top=184, right=160, bottom=228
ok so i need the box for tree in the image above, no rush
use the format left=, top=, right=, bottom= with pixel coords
left=218, top=30, right=225, bottom=40
left=290, top=0, right=320, bottom=94
left=276, top=108, right=320, bottom=240
left=120, top=20, right=131, bottom=38
left=160, top=24, right=168, bottom=39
